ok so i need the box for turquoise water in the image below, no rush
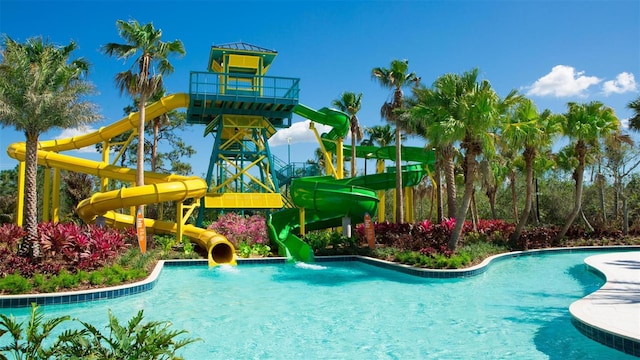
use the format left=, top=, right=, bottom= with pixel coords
left=1, top=251, right=635, bottom=359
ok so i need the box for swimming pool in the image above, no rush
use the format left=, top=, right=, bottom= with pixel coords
left=1, top=251, right=635, bottom=359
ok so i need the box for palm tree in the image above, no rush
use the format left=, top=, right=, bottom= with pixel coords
left=332, top=92, right=364, bottom=177
left=371, top=59, right=419, bottom=223
left=447, top=71, right=522, bottom=250
left=502, top=100, right=561, bottom=243
left=628, top=96, right=640, bottom=131
left=365, top=124, right=395, bottom=148
left=556, top=101, right=619, bottom=241
left=0, top=36, right=100, bottom=259
left=365, top=124, right=396, bottom=221
left=101, top=19, right=185, bottom=217
left=409, top=71, right=481, bottom=219
left=365, top=124, right=396, bottom=173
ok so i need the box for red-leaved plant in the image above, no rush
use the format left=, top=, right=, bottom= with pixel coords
left=0, top=222, right=134, bottom=277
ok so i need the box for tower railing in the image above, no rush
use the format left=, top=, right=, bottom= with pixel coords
left=189, top=71, right=300, bottom=102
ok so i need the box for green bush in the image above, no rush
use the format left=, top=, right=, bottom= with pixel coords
left=304, top=230, right=357, bottom=254
left=0, top=274, right=32, bottom=294
left=154, top=234, right=176, bottom=255
left=237, top=241, right=272, bottom=258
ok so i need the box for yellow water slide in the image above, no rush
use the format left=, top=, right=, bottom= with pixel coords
left=6, top=93, right=236, bottom=266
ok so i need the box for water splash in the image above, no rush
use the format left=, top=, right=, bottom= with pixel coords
left=217, top=264, right=240, bottom=273
left=294, top=262, right=327, bottom=270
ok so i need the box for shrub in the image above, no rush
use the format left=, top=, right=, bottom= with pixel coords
left=209, top=213, right=268, bottom=248
left=0, top=273, right=32, bottom=294
left=0, top=222, right=133, bottom=279
left=304, top=231, right=356, bottom=255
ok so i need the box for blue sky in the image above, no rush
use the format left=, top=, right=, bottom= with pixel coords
left=1, top=0, right=638, bottom=177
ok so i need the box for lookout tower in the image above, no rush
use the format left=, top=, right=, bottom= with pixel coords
left=187, top=42, right=299, bottom=221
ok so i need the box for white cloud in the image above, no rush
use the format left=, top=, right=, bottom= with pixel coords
left=268, top=120, right=332, bottom=147
left=620, top=117, right=630, bottom=129
left=525, top=65, right=601, bottom=97
left=602, top=72, right=637, bottom=95
left=56, top=126, right=99, bottom=153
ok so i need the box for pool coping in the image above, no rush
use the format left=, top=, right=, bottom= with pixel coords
left=568, top=251, right=640, bottom=357
left=1, top=245, right=638, bottom=356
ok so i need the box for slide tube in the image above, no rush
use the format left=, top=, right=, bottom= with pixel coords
left=6, top=93, right=236, bottom=266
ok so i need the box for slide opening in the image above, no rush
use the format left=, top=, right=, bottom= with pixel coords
left=211, top=243, right=235, bottom=265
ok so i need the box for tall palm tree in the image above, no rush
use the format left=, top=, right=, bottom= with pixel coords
left=332, top=92, right=364, bottom=177
left=556, top=101, right=619, bottom=241
left=365, top=124, right=397, bottom=173
left=101, top=19, right=185, bottom=217
left=447, top=72, right=522, bottom=250
left=628, top=96, right=640, bottom=131
left=0, top=36, right=100, bottom=259
left=372, top=59, right=419, bottom=223
left=365, top=124, right=395, bottom=148
left=502, top=100, right=561, bottom=243
left=409, top=71, right=480, bottom=219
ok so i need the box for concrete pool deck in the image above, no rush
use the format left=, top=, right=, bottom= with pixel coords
left=569, top=251, right=640, bottom=357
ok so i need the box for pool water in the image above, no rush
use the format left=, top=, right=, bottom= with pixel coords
left=2, top=251, right=635, bottom=359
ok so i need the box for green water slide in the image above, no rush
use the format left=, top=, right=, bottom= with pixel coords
left=267, top=104, right=433, bottom=262
left=267, top=165, right=428, bottom=262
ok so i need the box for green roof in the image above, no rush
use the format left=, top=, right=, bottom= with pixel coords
left=208, top=42, right=278, bottom=70
left=212, top=42, right=277, bottom=53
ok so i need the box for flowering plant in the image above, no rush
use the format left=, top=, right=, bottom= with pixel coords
left=208, top=213, right=268, bottom=248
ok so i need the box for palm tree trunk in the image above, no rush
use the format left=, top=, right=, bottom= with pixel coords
left=470, top=189, right=478, bottom=231
left=435, top=161, right=443, bottom=222
left=442, top=146, right=457, bottom=219
left=429, top=158, right=444, bottom=223
left=395, top=126, right=404, bottom=224
left=148, top=118, right=160, bottom=219
left=19, top=134, right=41, bottom=260
left=510, top=152, right=535, bottom=243
left=597, top=174, right=606, bottom=223
left=510, top=173, right=518, bottom=222
left=487, top=188, right=497, bottom=219
left=556, top=144, right=587, bottom=241
left=137, top=95, right=147, bottom=217
left=448, top=149, right=477, bottom=250
left=351, top=132, right=357, bottom=177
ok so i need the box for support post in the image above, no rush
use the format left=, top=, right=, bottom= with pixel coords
left=376, top=159, right=385, bottom=222
left=101, top=140, right=109, bottom=191
left=336, top=138, right=344, bottom=179
left=52, top=168, right=60, bottom=223
left=176, top=201, right=184, bottom=244
left=43, top=168, right=51, bottom=222
left=299, top=207, right=305, bottom=236
left=342, top=216, right=351, bottom=238
left=405, top=186, right=414, bottom=223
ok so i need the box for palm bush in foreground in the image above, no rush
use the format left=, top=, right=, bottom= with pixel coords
left=0, top=304, right=200, bottom=359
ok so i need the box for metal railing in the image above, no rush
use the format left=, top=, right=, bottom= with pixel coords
left=189, top=71, right=300, bottom=101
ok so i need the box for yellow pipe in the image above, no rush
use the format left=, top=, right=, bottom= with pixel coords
left=16, top=161, right=25, bottom=226
left=309, top=122, right=337, bottom=176
left=299, top=207, right=305, bottom=235
left=101, top=140, right=109, bottom=191
left=336, top=138, right=344, bottom=179
left=5, top=93, right=236, bottom=266
left=52, top=168, right=60, bottom=222
left=43, top=168, right=51, bottom=222
left=405, top=186, right=414, bottom=223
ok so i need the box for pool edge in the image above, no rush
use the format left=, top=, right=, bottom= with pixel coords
left=568, top=251, right=640, bottom=357
left=1, top=245, right=639, bottom=309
